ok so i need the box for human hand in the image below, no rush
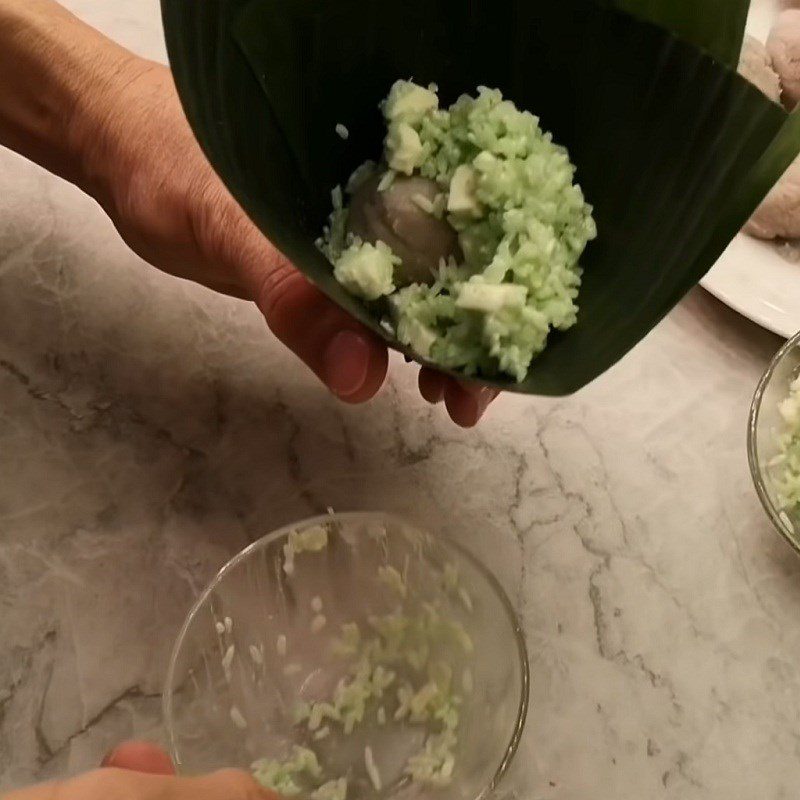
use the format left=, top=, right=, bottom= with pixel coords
left=2, top=741, right=275, bottom=800
left=0, top=0, right=498, bottom=425
left=74, top=57, right=498, bottom=426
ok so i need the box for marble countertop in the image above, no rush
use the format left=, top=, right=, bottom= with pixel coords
left=3, top=2, right=800, bottom=797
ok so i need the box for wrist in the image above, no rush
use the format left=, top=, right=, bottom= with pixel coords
left=69, top=55, right=163, bottom=208
left=0, top=0, right=146, bottom=195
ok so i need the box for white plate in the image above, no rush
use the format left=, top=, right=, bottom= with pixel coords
left=699, top=0, right=800, bottom=337
left=745, top=0, right=778, bottom=41
left=701, top=236, right=800, bottom=337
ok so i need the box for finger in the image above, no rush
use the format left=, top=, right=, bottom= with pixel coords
left=101, top=741, right=175, bottom=775
left=255, top=264, right=388, bottom=403
left=444, top=379, right=499, bottom=427
left=418, top=367, right=446, bottom=404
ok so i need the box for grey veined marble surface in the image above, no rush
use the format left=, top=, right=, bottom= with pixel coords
left=3, top=2, right=800, bottom=797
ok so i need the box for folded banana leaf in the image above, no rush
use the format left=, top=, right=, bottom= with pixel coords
left=161, top=0, right=800, bottom=396
left=611, top=0, right=800, bottom=278
left=603, top=0, right=750, bottom=66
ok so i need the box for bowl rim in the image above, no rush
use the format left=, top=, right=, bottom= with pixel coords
left=163, top=510, right=530, bottom=798
left=748, top=329, right=800, bottom=557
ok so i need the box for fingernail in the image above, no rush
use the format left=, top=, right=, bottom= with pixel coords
left=324, top=330, right=370, bottom=398
left=456, top=380, right=498, bottom=414
left=467, top=387, right=497, bottom=423
left=477, top=387, right=498, bottom=415
left=429, top=385, right=446, bottom=404
left=101, top=746, right=120, bottom=767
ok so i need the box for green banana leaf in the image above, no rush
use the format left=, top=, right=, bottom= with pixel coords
left=618, top=0, right=800, bottom=275
left=603, top=0, right=750, bottom=66
left=161, top=0, right=800, bottom=396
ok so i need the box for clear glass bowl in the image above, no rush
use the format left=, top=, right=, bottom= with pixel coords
left=163, top=512, right=529, bottom=800
left=749, top=330, right=800, bottom=555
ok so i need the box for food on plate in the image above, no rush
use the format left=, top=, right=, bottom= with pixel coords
left=738, top=28, right=800, bottom=240
left=745, top=157, right=800, bottom=240
left=738, top=35, right=782, bottom=103
left=768, top=10, right=800, bottom=109
left=768, top=375, right=800, bottom=520
left=319, top=80, right=596, bottom=382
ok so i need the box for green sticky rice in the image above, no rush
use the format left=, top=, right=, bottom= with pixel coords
left=771, top=376, right=800, bottom=512
left=310, top=778, right=348, bottom=800
left=252, top=746, right=322, bottom=796
left=320, top=80, right=596, bottom=382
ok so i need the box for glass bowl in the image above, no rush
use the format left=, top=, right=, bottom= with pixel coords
left=749, top=330, right=800, bottom=554
left=163, top=511, right=529, bottom=800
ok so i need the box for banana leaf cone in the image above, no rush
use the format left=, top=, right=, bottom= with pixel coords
left=161, top=0, right=800, bottom=396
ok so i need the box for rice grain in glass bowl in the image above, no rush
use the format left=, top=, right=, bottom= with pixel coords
left=163, top=512, right=529, bottom=800
left=749, top=330, right=800, bottom=554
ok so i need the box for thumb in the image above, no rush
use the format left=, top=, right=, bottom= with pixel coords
left=101, top=741, right=174, bottom=775
left=183, top=769, right=280, bottom=800
left=254, top=261, right=388, bottom=403
left=59, top=766, right=278, bottom=800
left=206, top=192, right=388, bottom=403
